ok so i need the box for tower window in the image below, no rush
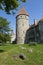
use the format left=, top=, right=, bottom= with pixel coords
left=20, top=16, right=22, bottom=18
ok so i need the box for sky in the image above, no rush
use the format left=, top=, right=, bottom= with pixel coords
left=0, top=0, right=43, bottom=34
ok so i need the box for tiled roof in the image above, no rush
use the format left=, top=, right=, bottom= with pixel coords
left=18, top=7, right=29, bottom=16
left=40, top=17, right=43, bottom=21
left=28, top=22, right=39, bottom=30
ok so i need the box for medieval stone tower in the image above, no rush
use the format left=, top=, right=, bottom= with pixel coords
left=16, top=7, right=29, bottom=44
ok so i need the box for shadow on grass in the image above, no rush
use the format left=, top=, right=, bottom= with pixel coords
left=0, top=50, right=5, bottom=53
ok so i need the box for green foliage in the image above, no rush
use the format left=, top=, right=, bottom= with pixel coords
left=21, top=0, right=26, bottom=2
left=0, top=17, right=11, bottom=44
left=29, top=42, right=37, bottom=46
left=0, top=17, right=10, bottom=32
left=4, top=34, right=11, bottom=43
left=0, top=0, right=26, bottom=14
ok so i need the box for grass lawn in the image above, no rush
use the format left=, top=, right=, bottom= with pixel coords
left=0, top=44, right=43, bottom=65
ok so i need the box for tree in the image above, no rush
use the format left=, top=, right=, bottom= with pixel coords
left=0, top=17, right=11, bottom=44
left=0, top=0, right=26, bottom=14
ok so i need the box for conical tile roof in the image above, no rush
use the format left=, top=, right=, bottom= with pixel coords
left=18, top=7, right=29, bottom=16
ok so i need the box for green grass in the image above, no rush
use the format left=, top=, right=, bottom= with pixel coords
left=0, top=44, right=43, bottom=65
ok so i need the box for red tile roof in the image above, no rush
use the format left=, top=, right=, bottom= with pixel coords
left=40, top=17, right=43, bottom=21
left=18, top=7, right=29, bottom=16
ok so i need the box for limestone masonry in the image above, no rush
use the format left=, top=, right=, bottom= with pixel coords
left=16, top=7, right=29, bottom=44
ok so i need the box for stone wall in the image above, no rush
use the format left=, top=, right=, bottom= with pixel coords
left=16, top=15, right=29, bottom=44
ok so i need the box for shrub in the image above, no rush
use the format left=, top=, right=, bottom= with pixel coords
left=29, top=42, right=37, bottom=46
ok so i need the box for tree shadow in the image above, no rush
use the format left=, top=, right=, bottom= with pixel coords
left=0, top=50, right=5, bottom=53
left=24, top=29, right=29, bottom=44
left=12, top=39, right=17, bottom=44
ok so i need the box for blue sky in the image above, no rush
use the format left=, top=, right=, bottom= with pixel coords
left=0, top=0, right=43, bottom=34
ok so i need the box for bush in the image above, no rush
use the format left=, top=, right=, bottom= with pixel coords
left=29, top=42, right=37, bottom=46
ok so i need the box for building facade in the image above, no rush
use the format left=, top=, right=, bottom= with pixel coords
left=16, top=7, right=43, bottom=44
left=25, top=18, right=43, bottom=43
